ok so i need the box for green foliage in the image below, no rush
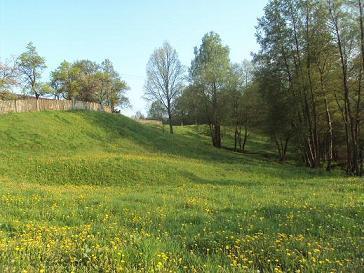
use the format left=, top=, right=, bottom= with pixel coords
left=0, top=111, right=362, bottom=272
left=190, top=32, right=232, bottom=147
left=50, top=60, right=81, bottom=99
left=190, top=32, right=230, bottom=88
left=0, top=58, right=19, bottom=92
left=173, top=85, right=209, bottom=125
left=0, top=91, right=17, bottom=100
left=254, top=0, right=363, bottom=171
left=17, top=42, right=46, bottom=98
left=50, top=59, right=129, bottom=110
left=147, top=100, right=166, bottom=121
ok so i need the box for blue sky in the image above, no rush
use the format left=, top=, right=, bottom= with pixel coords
left=0, top=0, right=267, bottom=116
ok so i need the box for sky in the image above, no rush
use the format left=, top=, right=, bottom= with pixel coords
left=0, top=0, right=268, bottom=116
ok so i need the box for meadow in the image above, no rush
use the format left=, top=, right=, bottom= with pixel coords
left=0, top=111, right=362, bottom=272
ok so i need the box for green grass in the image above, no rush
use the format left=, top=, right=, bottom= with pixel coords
left=0, top=110, right=362, bottom=272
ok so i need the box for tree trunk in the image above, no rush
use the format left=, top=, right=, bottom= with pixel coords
left=167, top=101, right=173, bottom=134
left=238, top=126, right=242, bottom=151
left=234, top=124, right=239, bottom=152
left=318, top=66, right=334, bottom=171
left=360, top=148, right=363, bottom=176
left=324, top=96, right=334, bottom=171
left=357, top=0, right=364, bottom=176
left=213, top=123, right=221, bottom=148
left=209, top=123, right=215, bottom=147
left=330, top=2, right=355, bottom=174
left=168, top=115, right=173, bottom=134
left=242, top=124, right=248, bottom=153
left=305, top=6, right=320, bottom=168
left=275, top=136, right=290, bottom=162
left=289, top=4, right=317, bottom=169
left=274, top=136, right=282, bottom=160
left=282, top=136, right=289, bottom=161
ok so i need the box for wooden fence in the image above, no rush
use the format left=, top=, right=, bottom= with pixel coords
left=0, top=98, right=111, bottom=114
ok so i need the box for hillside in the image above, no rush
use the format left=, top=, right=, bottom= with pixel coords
left=0, top=111, right=363, bottom=272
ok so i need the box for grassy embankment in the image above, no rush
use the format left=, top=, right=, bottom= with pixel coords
left=0, top=111, right=362, bottom=272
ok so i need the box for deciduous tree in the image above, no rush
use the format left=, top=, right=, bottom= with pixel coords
left=190, top=32, right=231, bottom=147
left=144, top=42, right=184, bottom=134
left=17, top=42, right=46, bottom=99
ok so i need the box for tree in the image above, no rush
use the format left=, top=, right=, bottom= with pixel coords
left=50, top=60, right=82, bottom=100
left=226, top=63, right=246, bottom=152
left=0, top=57, right=19, bottom=93
left=148, top=101, right=167, bottom=121
left=50, top=59, right=129, bottom=111
left=190, top=32, right=231, bottom=148
left=328, top=0, right=362, bottom=175
left=227, top=62, right=260, bottom=153
left=107, top=77, right=130, bottom=112
left=100, top=59, right=129, bottom=111
left=241, top=59, right=254, bottom=88
left=17, top=42, right=46, bottom=99
left=256, top=66, right=295, bottom=161
left=173, top=85, right=209, bottom=126
left=252, top=0, right=362, bottom=174
left=72, top=60, right=100, bottom=103
left=133, top=111, right=145, bottom=120
left=144, top=42, right=184, bottom=134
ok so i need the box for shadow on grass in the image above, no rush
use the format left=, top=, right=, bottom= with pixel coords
left=75, top=111, right=341, bottom=181
left=180, top=170, right=261, bottom=187
left=77, top=111, right=240, bottom=163
left=179, top=166, right=336, bottom=188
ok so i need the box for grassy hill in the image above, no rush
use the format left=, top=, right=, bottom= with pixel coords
left=0, top=111, right=362, bottom=272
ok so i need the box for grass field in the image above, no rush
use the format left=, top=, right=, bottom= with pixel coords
left=0, top=111, right=363, bottom=272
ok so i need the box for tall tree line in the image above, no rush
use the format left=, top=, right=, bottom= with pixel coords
left=146, top=2, right=362, bottom=176
left=254, top=0, right=363, bottom=175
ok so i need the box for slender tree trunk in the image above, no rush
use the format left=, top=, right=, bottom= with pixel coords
left=214, top=123, right=221, bottom=148
left=211, top=82, right=221, bottom=148
left=209, top=123, right=215, bottom=146
left=274, top=135, right=282, bottom=161
left=305, top=5, right=320, bottom=168
left=167, top=101, right=173, bottom=134
left=234, top=123, right=239, bottom=152
left=360, top=149, right=363, bottom=176
left=274, top=135, right=289, bottom=161
left=358, top=0, right=364, bottom=175
left=289, top=5, right=316, bottom=168
left=318, top=66, right=334, bottom=171
left=282, top=44, right=307, bottom=164
left=329, top=2, right=355, bottom=174
left=168, top=114, right=173, bottom=134
left=282, top=136, right=290, bottom=161
left=242, top=124, right=248, bottom=153
left=324, top=96, right=334, bottom=171
left=238, top=126, right=242, bottom=151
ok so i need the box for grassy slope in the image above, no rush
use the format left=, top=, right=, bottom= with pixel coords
left=0, top=111, right=362, bottom=272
